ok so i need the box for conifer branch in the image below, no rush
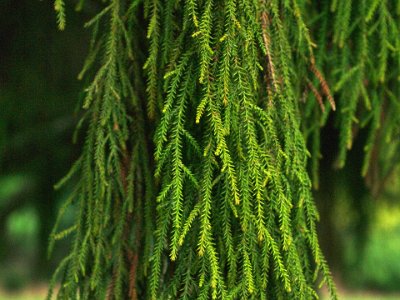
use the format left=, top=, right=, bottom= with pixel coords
left=50, top=0, right=400, bottom=299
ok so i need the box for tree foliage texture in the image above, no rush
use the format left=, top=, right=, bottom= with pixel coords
left=49, top=0, right=400, bottom=299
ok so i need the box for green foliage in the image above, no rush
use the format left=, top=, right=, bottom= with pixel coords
left=48, top=0, right=400, bottom=299
left=302, top=0, right=400, bottom=193
left=48, top=1, right=155, bottom=299
left=54, top=0, right=66, bottom=30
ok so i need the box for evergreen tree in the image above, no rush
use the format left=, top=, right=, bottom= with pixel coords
left=48, top=0, right=400, bottom=299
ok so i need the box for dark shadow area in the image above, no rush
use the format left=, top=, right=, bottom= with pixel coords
left=0, top=0, right=88, bottom=294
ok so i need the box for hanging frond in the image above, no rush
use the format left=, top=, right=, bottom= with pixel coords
left=49, top=0, right=400, bottom=299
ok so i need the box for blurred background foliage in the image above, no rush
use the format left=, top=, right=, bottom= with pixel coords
left=0, top=0, right=399, bottom=299
left=0, top=0, right=87, bottom=296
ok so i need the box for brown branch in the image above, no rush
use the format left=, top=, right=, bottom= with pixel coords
left=128, top=249, right=139, bottom=300
left=310, top=58, right=336, bottom=111
left=261, top=11, right=279, bottom=91
left=106, top=269, right=117, bottom=300
left=306, top=79, right=325, bottom=112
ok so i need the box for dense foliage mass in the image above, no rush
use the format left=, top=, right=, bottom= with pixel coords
left=48, top=0, right=400, bottom=299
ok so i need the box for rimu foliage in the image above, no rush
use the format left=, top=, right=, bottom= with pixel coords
left=49, top=0, right=400, bottom=299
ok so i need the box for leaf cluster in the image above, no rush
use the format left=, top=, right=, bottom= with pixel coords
left=49, top=0, right=400, bottom=299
